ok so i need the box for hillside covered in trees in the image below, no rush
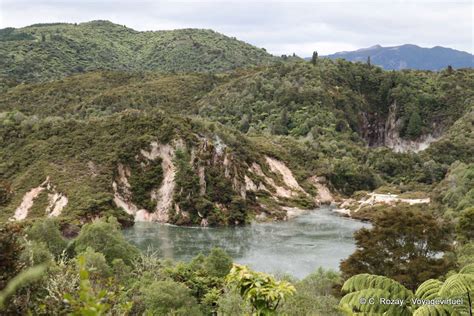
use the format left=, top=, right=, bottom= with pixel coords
left=0, top=20, right=275, bottom=82
left=0, top=21, right=473, bottom=315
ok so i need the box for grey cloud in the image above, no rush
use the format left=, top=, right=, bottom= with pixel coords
left=0, top=0, right=472, bottom=56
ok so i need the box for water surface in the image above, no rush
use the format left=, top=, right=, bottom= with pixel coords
left=123, top=207, right=369, bottom=279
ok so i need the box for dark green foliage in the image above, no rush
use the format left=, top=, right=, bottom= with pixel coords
left=340, top=206, right=455, bottom=290
left=20, top=241, right=54, bottom=266
left=457, top=207, right=474, bottom=243
left=329, top=157, right=378, bottom=195
left=405, top=110, right=422, bottom=138
left=0, top=181, right=11, bottom=206
left=140, top=279, right=202, bottom=315
left=74, top=217, right=139, bottom=265
left=0, top=223, right=25, bottom=290
left=204, top=248, right=233, bottom=278
left=79, top=247, right=111, bottom=279
left=434, top=162, right=474, bottom=217
left=172, top=149, right=202, bottom=224
left=129, top=158, right=163, bottom=211
left=0, top=71, right=222, bottom=118
left=311, top=51, right=318, bottom=65
left=26, top=219, right=68, bottom=258
left=279, top=268, right=342, bottom=315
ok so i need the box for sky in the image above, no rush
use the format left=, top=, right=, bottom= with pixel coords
left=0, top=0, right=472, bottom=56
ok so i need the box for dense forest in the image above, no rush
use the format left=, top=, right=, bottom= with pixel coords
left=0, top=21, right=473, bottom=315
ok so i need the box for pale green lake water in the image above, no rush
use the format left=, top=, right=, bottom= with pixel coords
left=123, top=207, right=369, bottom=279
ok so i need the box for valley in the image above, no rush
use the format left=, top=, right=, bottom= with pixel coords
left=0, top=20, right=472, bottom=315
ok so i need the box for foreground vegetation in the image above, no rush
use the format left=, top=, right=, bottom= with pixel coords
left=1, top=210, right=472, bottom=315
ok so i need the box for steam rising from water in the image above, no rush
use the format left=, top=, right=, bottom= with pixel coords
left=124, top=207, right=369, bottom=278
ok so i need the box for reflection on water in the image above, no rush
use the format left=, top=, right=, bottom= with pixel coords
left=123, top=207, right=369, bottom=279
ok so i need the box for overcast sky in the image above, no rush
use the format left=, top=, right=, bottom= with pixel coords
left=0, top=0, right=472, bottom=56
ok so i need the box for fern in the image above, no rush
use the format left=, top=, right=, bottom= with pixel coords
left=415, top=279, right=443, bottom=300
left=413, top=305, right=456, bottom=316
left=459, top=264, right=474, bottom=275
left=439, top=274, right=474, bottom=297
left=342, top=274, right=413, bottom=300
left=340, top=289, right=412, bottom=315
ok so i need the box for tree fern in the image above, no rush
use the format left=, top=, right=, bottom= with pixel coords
left=342, top=274, right=414, bottom=300
left=460, top=264, right=474, bottom=275
left=416, top=279, right=443, bottom=300
left=439, top=274, right=473, bottom=297
left=413, top=305, right=456, bottom=316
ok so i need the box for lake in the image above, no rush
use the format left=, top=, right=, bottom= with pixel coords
left=123, top=207, right=369, bottom=279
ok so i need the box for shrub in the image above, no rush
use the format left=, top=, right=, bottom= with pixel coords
left=140, top=279, right=201, bottom=315
left=27, top=219, right=68, bottom=258
left=74, top=217, right=139, bottom=265
left=204, top=247, right=233, bottom=278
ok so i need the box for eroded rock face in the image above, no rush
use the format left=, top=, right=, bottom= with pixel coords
left=112, top=138, right=331, bottom=224
left=11, top=177, right=68, bottom=220
left=13, top=184, right=46, bottom=220
left=361, top=101, right=441, bottom=153
left=384, top=102, right=440, bottom=152
left=113, top=163, right=139, bottom=216
left=265, top=156, right=306, bottom=193
left=309, top=176, right=334, bottom=204
left=46, top=193, right=68, bottom=217
left=335, top=192, right=430, bottom=217
left=114, top=142, right=180, bottom=222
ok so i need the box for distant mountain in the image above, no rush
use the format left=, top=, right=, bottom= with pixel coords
left=321, top=44, right=473, bottom=70
left=0, top=20, right=276, bottom=82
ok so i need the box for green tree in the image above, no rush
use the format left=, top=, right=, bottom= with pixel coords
left=0, top=223, right=24, bottom=290
left=79, top=247, right=111, bottom=279
left=0, top=181, right=11, bottom=206
left=227, top=264, right=295, bottom=315
left=311, top=51, right=318, bottom=65
left=457, top=207, right=474, bottom=243
left=340, top=274, right=413, bottom=315
left=406, top=110, right=423, bottom=138
left=239, top=114, right=251, bottom=133
left=20, top=241, right=54, bottom=266
left=204, top=247, right=233, bottom=278
left=27, top=218, right=68, bottom=258
left=74, top=217, right=139, bottom=265
left=141, top=279, right=201, bottom=315
left=63, top=256, right=131, bottom=316
left=340, top=206, right=454, bottom=290
left=271, top=109, right=289, bottom=135
left=280, top=268, right=341, bottom=316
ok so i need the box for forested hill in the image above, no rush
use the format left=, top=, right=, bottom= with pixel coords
left=0, top=20, right=276, bottom=82
left=323, top=44, right=474, bottom=70
left=0, top=22, right=473, bottom=228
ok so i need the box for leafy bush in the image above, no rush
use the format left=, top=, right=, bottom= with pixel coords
left=204, top=247, right=233, bottom=278
left=74, top=217, right=139, bottom=265
left=227, top=264, right=296, bottom=314
left=140, top=279, right=201, bottom=315
left=27, top=219, right=68, bottom=258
